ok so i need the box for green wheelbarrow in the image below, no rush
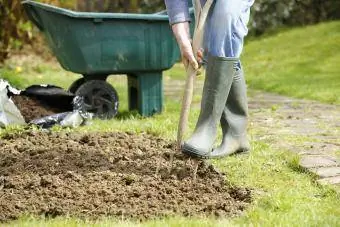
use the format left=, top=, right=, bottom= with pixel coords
left=22, top=0, right=194, bottom=119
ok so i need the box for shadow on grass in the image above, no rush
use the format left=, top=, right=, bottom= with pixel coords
left=115, top=110, right=142, bottom=120
left=286, top=155, right=323, bottom=185
left=287, top=155, right=310, bottom=174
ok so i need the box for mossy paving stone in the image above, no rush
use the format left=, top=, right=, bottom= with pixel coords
left=0, top=131, right=251, bottom=222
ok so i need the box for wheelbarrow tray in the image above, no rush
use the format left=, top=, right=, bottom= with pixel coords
left=22, top=0, right=180, bottom=75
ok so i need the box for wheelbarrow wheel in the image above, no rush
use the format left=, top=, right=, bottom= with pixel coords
left=68, top=78, right=85, bottom=94
left=75, top=80, right=119, bottom=119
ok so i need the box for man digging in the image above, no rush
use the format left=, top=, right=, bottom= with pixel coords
left=165, top=0, right=254, bottom=158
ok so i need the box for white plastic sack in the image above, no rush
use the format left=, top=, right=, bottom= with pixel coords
left=61, top=111, right=85, bottom=128
left=60, top=96, right=93, bottom=128
left=0, top=80, right=25, bottom=127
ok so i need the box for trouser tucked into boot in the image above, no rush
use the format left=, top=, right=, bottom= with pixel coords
left=182, top=57, right=249, bottom=159
left=209, top=66, right=250, bottom=158
left=182, top=55, right=239, bottom=158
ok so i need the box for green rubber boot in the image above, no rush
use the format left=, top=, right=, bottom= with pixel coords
left=182, top=55, right=239, bottom=159
left=210, top=67, right=250, bottom=158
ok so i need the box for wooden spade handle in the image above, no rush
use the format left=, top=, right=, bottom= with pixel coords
left=177, top=0, right=214, bottom=149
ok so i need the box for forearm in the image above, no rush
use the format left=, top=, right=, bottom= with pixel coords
left=171, top=22, right=191, bottom=48
left=164, top=0, right=191, bottom=25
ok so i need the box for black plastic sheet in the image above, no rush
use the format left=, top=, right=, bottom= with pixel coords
left=1, top=81, right=92, bottom=129
left=22, top=84, right=75, bottom=112
left=29, top=95, right=92, bottom=128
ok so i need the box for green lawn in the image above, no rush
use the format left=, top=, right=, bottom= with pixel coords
left=243, top=21, right=340, bottom=104
left=1, top=21, right=340, bottom=226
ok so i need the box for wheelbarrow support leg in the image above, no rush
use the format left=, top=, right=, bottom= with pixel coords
left=128, top=72, right=163, bottom=117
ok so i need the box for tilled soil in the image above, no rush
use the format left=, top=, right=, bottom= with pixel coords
left=0, top=131, right=251, bottom=222
left=11, top=95, right=59, bottom=122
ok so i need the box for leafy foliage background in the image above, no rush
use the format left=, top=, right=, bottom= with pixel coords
left=249, top=0, right=340, bottom=35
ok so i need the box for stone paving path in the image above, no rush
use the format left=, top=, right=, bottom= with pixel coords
left=164, top=78, right=340, bottom=185
left=248, top=91, right=340, bottom=185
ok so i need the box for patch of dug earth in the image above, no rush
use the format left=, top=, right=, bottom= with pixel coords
left=0, top=131, right=251, bottom=222
left=11, top=95, right=59, bottom=122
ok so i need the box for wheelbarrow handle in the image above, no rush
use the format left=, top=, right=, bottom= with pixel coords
left=24, top=4, right=44, bottom=31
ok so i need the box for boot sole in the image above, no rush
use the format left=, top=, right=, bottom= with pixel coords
left=181, top=143, right=210, bottom=159
left=210, top=148, right=250, bottom=159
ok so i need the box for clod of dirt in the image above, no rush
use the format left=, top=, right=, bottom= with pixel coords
left=0, top=131, right=251, bottom=222
left=11, top=95, right=59, bottom=122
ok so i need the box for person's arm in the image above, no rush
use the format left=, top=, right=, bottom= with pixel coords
left=165, top=0, right=199, bottom=70
left=164, top=0, right=191, bottom=25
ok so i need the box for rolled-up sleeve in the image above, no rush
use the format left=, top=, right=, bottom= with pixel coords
left=165, top=0, right=191, bottom=25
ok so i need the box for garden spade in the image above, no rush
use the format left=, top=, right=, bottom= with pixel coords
left=168, top=0, right=214, bottom=175
left=177, top=0, right=214, bottom=149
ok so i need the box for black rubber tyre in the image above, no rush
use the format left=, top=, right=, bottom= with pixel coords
left=75, top=80, right=119, bottom=119
left=68, top=78, right=86, bottom=94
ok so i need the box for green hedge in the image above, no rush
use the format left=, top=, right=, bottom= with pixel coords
left=250, top=0, right=340, bottom=35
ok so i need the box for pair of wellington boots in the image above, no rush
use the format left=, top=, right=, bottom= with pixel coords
left=182, top=55, right=250, bottom=159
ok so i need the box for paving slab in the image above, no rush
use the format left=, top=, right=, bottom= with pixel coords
left=310, top=167, right=340, bottom=178
left=300, top=156, right=338, bottom=169
left=317, top=176, right=340, bottom=185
